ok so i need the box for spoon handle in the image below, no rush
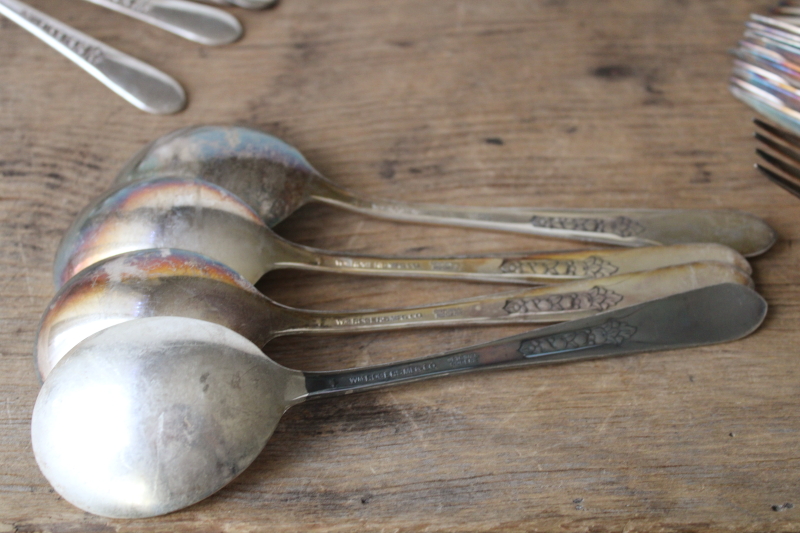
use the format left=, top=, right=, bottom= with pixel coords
left=302, top=283, right=767, bottom=399
left=278, top=242, right=750, bottom=284
left=192, top=0, right=277, bottom=8
left=277, top=262, right=750, bottom=335
left=0, top=0, right=186, bottom=114
left=79, top=0, right=242, bottom=45
left=312, top=185, right=776, bottom=257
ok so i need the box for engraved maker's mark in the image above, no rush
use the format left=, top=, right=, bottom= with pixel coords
left=343, top=353, right=479, bottom=387
left=21, top=10, right=105, bottom=65
left=333, top=312, right=424, bottom=327
left=530, top=215, right=645, bottom=237
left=503, top=286, right=624, bottom=314
left=519, top=318, right=637, bottom=356
left=345, top=362, right=437, bottom=386
left=333, top=258, right=422, bottom=270
left=499, top=256, right=619, bottom=278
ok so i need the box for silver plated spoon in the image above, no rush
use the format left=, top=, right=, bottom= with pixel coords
left=113, top=125, right=777, bottom=256
left=32, top=283, right=767, bottom=518
left=54, top=177, right=752, bottom=287
left=80, top=0, right=242, bottom=46
left=37, top=248, right=751, bottom=381
left=0, top=0, right=186, bottom=114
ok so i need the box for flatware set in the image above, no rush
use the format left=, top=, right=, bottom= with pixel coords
left=26, top=125, right=775, bottom=517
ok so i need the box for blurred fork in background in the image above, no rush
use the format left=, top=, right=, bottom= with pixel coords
left=755, top=118, right=800, bottom=198
left=730, top=9, right=800, bottom=134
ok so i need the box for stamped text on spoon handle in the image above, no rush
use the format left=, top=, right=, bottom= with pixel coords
left=19, top=9, right=105, bottom=65
left=344, top=353, right=480, bottom=386
left=333, top=312, right=424, bottom=327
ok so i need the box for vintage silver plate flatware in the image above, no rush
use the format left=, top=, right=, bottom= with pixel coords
left=37, top=247, right=751, bottom=381
left=54, top=177, right=751, bottom=287
left=32, top=283, right=767, bottom=518
left=113, top=125, right=777, bottom=256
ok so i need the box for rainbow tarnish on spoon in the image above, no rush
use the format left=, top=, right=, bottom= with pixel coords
left=56, top=177, right=753, bottom=289
left=37, top=248, right=754, bottom=381
left=32, top=283, right=767, bottom=518
left=113, top=125, right=776, bottom=256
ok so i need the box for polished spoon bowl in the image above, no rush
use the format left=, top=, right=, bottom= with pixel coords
left=54, top=177, right=752, bottom=287
left=32, top=283, right=767, bottom=518
left=113, top=125, right=777, bottom=256
left=37, top=248, right=752, bottom=381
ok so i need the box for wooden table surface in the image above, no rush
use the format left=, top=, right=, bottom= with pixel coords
left=2, top=0, right=798, bottom=531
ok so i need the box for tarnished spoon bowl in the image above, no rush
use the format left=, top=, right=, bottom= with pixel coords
left=37, top=248, right=754, bottom=381
left=113, top=125, right=777, bottom=256
left=55, top=177, right=752, bottom=288
left=32, top=283, right=767, bottom=518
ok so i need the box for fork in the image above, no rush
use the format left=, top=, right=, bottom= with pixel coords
left=755, top=118, right=800, bottom=198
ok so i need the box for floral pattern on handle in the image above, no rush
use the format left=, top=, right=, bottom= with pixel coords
left=504, top=286, right=624, bottom=314
left=519, top=318, right=638, bottom=356
left=499, top=256, right=619, bottom=278
left=530, top=215, right=645, bottom=237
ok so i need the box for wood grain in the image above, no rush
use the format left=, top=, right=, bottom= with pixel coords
left=1, top=0, right=798, bottom=531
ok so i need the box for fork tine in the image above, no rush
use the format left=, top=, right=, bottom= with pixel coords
left=753, top=117, right=800, bottom=200
left=756, top=117, right=800, bottom=147
left=756, top=147, right=800, bottom=181
left=756, top=163, right=800, bottom=199
left=755, top=131, right=800, bottom=163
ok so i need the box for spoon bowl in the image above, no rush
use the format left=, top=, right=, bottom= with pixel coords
left=37, top=248, right=753, bottom=381
left=114, top=125, right=777, bottom=256
left=54, top=177, right=753, bottom=287
left=32, top=283, right=767, bottom=518
left=33, top=316, right=297, bottom=519
left=116, top=126, right=317, bottom=226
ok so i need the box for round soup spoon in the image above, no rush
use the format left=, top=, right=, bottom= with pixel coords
left=32, top=283, right=767, bottom=518
left=113, top=125, right=777, bottom=256
left=37, top=248, right=752, bottom=381
left=54, top=177, right=752, bottom=287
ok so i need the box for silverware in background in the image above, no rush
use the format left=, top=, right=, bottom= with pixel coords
left=80, top=0, right=243, bottom=45
left=0, top=0, right=187, bottom=114
left=0, top=0, right=263, bottom=113
left=728, top=5, right=800, bottom=199
left=755, top=117, right=800, bottom=198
